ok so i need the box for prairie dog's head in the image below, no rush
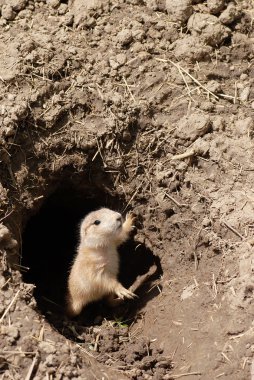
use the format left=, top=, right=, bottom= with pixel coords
left=79, top=208, right=123, bottom=247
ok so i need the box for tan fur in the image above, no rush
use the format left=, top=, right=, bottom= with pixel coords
left=66, top=208, right=135, bottom=317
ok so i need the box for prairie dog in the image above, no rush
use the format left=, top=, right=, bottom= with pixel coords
left=66, top=208, right=136, bottom=317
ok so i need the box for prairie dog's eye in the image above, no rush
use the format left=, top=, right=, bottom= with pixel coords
left=94, top=220, right=101, bottom=225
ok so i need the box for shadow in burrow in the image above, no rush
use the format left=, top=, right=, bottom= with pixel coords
left=21, top=182, right=162, bottom=338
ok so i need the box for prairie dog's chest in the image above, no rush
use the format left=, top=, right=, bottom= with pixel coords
left=102, top=246, right=119, bottom=275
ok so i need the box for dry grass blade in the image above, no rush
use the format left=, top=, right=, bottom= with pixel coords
left=25, top=353, right=39, bottom=380
left=171, top=371, right=202, bottom=379
left=0, top=278, right=11, bottom=290
left=155, top=58, right=219, bottom=100
left=76, top=344, right=97, bottom=358
left=0, top=350, right=36, bottom=355
left=123, top=76, right=136, bottom=103
left=0, top=290, right=20, bottom=324
left=175, top=64, right=195, bottom=102
left=122, top=180, right=145, bottom=213
left=221, top=352, right=231, bottom=362
left=0, top=209, right=15, bottom=223
left=169, top=60, right=219, bottom=100
left=93, top=334, right=100, bottom=352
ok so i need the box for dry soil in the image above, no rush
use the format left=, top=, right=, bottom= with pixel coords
left=0, top=0, right=254, bottom=379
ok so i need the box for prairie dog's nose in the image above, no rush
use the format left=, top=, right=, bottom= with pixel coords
left=116, top=216, right=122, bottom=225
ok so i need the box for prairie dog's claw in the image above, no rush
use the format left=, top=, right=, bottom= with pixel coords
left=125, top=212, right=136, bottom=228
left=115, top=286, right=137, bottom=300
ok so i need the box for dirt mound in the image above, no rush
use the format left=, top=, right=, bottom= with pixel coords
left=0, top=0, right=254, bottom=379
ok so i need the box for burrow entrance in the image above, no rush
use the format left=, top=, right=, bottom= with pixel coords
left=21, top=182, right=161, bottom=331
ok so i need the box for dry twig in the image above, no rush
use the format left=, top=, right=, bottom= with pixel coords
left=171, top=148, right=196, bottom=161
left=164, top=192, right=188, bottom=208
left=222, top=221, right=244, bottom=240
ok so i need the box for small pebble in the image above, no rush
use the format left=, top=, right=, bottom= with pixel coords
left=2, top=5, right=16, bottom=20
left=117, top=29, right=133, bottom=46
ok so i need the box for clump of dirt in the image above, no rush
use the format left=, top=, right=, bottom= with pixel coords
left=0, top=0, right=254, bottom=379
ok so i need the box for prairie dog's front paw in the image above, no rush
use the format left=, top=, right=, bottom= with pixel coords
left=124, top=212, right=135, bottom=231
left=115, top=285, right=137, bottom=300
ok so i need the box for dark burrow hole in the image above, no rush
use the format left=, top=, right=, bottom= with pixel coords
left=21, top=183, right=162, bottom=333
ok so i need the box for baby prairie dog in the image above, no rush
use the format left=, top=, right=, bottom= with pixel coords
left=66, top=208, right=136, bottom=317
